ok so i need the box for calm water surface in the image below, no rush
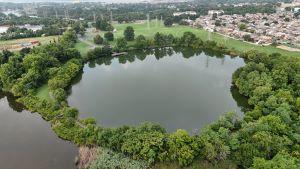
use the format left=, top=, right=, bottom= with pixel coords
left=0, top=92, right=78, bottom=169
left=68, top=48, right=248, bottom=132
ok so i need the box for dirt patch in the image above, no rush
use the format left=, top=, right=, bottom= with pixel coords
left=76, top=146, right=98, bottom=169
left=277, top=45, right=300, bottom=52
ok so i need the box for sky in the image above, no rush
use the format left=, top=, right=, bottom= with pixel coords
left=0, top=0, right=144, bottom=3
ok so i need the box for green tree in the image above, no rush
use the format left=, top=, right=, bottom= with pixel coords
left=135, top=35, right=148, bottom=49
left=243, top=34, right=254, bottom=42
left=95, top=18, right=113, bottom=31
left=154, top=32, right=165, bottom=46
left=104, top=32, right=114, bottom=41
left=93, top=35, right=104, bottom=45
left=180, top=32, right=197, bottom=47
left=0, top=50, right=13, bottom=64
left=164, top=17, right=173, bottom=27
left=116, top=38, right=128, bottom=51
left=124, top=26, right=135, bottom=41
left=251, top=152, right=299, bottom=169
left=239, top=23, right=247, bottom=31
left=168, top=129, right=197, bottom=166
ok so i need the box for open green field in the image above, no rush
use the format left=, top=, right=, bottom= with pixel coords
left=75, top=41, right=90, bottom=56
left=0, top=36, right=58, bottom=51
left=98, top=21, right=299, bottom=57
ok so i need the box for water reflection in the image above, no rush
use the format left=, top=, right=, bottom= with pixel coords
left=0, top=91, right=25, bottom=112
left=68, top=48, right=249, bottom=132
left=87, top=47, right=236, bottom=69
left=0, top=91, right=78, bottom=169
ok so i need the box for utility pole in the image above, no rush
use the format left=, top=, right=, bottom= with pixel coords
left=55, top=9, right=58, bottom=19
left=67, top=9, right=69, bottom=20
left=110, top=10, right=113, bottom=23
left=93, top=12, right=96, bottom=23
left=43, top=10, right=46, bottom=18
left=147, top=13, right=150, bottom=30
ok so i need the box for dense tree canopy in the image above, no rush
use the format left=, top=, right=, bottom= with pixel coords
left=95, top=18, right=113, bottom=31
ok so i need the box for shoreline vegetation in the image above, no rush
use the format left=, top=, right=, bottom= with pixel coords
left=72, top=21, right=300, bottom=58
left=0, top=27, right=299, bottom=169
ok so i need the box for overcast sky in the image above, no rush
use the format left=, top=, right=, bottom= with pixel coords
left=0, top=0, right=144, bottom=3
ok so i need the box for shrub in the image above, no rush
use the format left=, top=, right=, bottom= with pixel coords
left=93, top=35, right=104, bottom=44
left=89, top=148, right=150, bottom=169
left=104, top=32, right=114, bottom=41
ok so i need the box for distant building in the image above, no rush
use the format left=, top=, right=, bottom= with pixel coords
left=173, top=11, right=196, bottom=16
left=23, top=4, right=37, bottom=16
left=208, top=10, right=224, bottom=17
left=150, top=0, right=189, bottom=4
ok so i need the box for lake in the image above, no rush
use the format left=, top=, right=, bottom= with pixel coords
left=0, top=92, right=78, bottom=169
left=68, top=48, right=249, bottom=132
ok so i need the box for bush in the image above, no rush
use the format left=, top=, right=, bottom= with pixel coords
left=121, top=123, right=167, bottom=163
left=89, top=148, right=150, bottom=169
left=168, top=129, right=198, bottom=166
left=135, top=35, right=148, bottom=49
left=93, top=35, right=104, bottom=45
left=116, top=38, right=128, bottom=51
left=164, top=17, right=174, bottom=27
left=124, top=26, right=135, bottom=41
left=104, top=32, right=114, bottom=41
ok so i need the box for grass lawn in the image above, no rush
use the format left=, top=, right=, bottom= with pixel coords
left=75, top=41, right=90, bottom=56
left=36, top=84, right=52, bottom=102
left=100, top=20, right=299, bottom=57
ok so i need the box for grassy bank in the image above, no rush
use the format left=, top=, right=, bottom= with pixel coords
left=98, top=21, right=299, bottom=57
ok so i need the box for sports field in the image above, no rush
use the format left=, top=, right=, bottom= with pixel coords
left=0, top=36, right=58, bottom=51
left=105, top=21, right=299, bottom=57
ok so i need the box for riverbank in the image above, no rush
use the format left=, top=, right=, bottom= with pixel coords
left=75, top=21, right=299, bottom=58
left=0, top=92, right=78, bottom=169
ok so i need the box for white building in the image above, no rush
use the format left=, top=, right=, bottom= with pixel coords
left=208, top=10, right=224, bottom=17
left=173, top=11, right=197, bottom=16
